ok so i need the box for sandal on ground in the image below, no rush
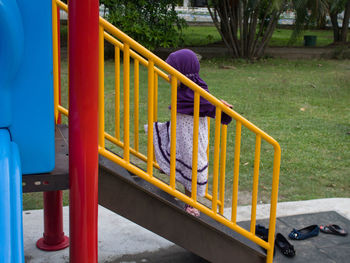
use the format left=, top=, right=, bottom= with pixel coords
left=288, top=225, right=319, bottom=240
left=275, top=233, right=295, bottom=257
left=184, top=204, right=200, bottom=217
left=255, top=224, right=269, bottom=241
left=255, top=225, right=276, bottom=256
left=320, top=224, right=348, bottom=236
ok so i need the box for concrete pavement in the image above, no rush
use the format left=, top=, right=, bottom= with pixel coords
left=23, top=198, right=350, bottom=262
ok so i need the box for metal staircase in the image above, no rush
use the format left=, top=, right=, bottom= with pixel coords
left=52, top=1, right=281, bottom=262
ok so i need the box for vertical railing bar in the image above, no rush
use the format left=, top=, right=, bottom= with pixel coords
left=147, top=60, right=155, bottom=176
left=266, top=145, right=281, bottom=263
left=153, top=72, right=158, bottom=122
left=212, top=108, right=221, bottom=214
left=205, top=117, right=210, bottom=196
left=169, top=76, right=177, bottom=189
left=52, top=0, right=59, bottom=123
left=191, top=92, right=200, bottom=201
left=152, top=72, right=158, bottom=163
left=115, top=46, right=120, bottom=140
left=219, top=124, right=228, bottom=215
left=231, top=121, right=242, bottom=223
left=134, top=59, right=139, bottom=151
left=98, top=25, right=105, bottom=149
left=250, top=134, right=261, bottom=234
left=123, top=44, right=130, bottom=162
left=57, top=5, right=63, bottom=124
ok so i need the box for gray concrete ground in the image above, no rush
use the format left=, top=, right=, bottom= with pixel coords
left=24, top=198, right=350, bottom=262
left=242, top=211, right=350, bottom=263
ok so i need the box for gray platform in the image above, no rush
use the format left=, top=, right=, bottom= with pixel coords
left=105, top=211, right=350, bottom=263
left=249, top=211, right=350, bottom=263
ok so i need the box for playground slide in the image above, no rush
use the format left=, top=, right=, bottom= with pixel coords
left=0, top=1, right=24, bottom=262
left=0, top=130, right=24, bottom=263
left=0, top=0, right=23, bottom=128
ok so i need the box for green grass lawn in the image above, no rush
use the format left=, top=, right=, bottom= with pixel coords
left=23, top=57, right=350, bottom=210
left=200, top=58, right=350, bottom=203
left=60, top=24, right=335, bottom=48
left=270, top=28, right=334, bottom=47
left=181, top=26, right=222, bottom=46
left=181, top=26, right=334, bottom=47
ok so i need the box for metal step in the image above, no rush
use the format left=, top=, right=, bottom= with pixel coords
left=98, top=151, right=266, bottom=263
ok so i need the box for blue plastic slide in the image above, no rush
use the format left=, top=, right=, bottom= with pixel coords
left=0, top=129, right=24, bottom=263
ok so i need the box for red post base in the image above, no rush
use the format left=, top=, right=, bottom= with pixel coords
left=36, top=236, right=69, bottom=251
left=36, top=191, right=69, bottom=251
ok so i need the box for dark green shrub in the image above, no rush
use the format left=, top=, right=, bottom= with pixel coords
left=101, top=0, right=187, bottom=50
left=330, top=45, right=350, bottom=59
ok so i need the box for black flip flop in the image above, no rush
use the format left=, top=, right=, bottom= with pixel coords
left=320, top=224, right=348, bottom=236
left=255, top=224, right=269, bottom=241
left=275, top=233, right=296, bottom=257
left=255, top=225, right=276, bottom=256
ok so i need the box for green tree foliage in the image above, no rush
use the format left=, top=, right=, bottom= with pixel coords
left=100, top=0, right=187, bottom=50
left=292, top=0, right=350, bottom=43
left=208, top=0, right=289, bottom=59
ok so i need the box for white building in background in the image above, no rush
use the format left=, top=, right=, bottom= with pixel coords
left=58, top=1, right=347, bottom=27
left=183, top=0, right=190, bottom=8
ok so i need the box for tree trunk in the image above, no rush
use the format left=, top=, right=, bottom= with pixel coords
left=341, top=0, right=350, bottom=42
left=330, top=12, right=341, bottom=42
left=255, top=11, right=280, bottom=58
left=208, top=0, right=283, bottom=59
left=247, top=8, right=259, bottom=58
left=318, top=14, right=327, bottom=30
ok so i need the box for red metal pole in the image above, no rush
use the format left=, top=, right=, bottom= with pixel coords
left=68, top=0, right=99, bottom=262
left=36, top=6, right=69, bottom=252
left=37, top=191, right=69, bottom=250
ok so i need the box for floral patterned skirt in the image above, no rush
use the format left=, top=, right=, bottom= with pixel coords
left=152, top=113, right=208, bottom=196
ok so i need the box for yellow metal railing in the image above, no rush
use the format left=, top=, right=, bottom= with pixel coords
left=53, top=1, right=281, bottom=262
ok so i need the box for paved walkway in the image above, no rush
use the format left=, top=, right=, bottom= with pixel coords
left=24, top=198, right=350, bottom=262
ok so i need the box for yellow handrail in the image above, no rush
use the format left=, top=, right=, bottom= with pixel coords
left=115, top=46, right=120, bottom=140
left=232, top=121, right=242, bottom=222
left=52, top=0, right=59, bottom=123
left=123, top=43, right=130, bottom=163
left=134, top=59, right=139, bottom=151
left=212, top=108, right=222, bottom=214
left=219, top=125, right=227, bottom=215
left=98, top=24, right=105, bottom=149
left=169, top=76, right=178, bottom=189
left=53, top=1, right=281, bottom=261
left=251, top=134, right=261, bottom=234
left=191, top=92, right=200, bottom=201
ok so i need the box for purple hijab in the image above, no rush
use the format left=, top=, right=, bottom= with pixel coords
left=166, top=49, right=231, bottom=125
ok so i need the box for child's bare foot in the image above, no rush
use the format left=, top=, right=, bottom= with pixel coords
left=185, top=204, right=200, bottom=217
